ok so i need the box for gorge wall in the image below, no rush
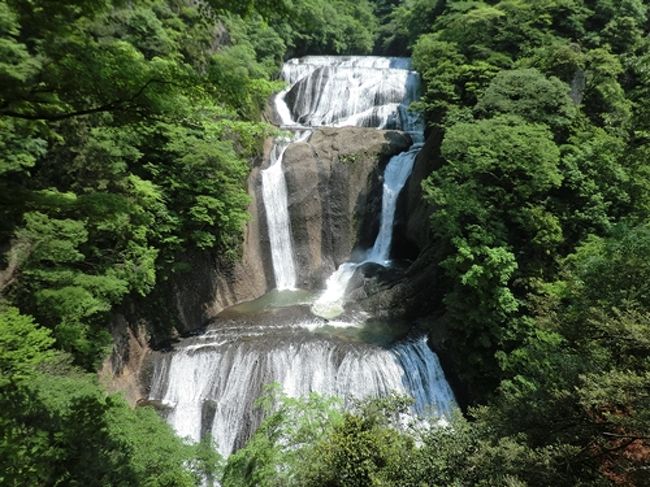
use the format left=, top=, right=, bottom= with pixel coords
left=103, top=128, right=420, bottom=401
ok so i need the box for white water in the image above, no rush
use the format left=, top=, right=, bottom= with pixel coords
left=310, top=144, right=421, bottom=318
left=278, top=56, right=418, bottom=129
left=280, top=57, right=416, bottom=128
left=150, top=329, right=456, bottom=457
left=264, top=56, right=420, bottom=291
left=261, top=131, right=311, bottom=290
left=367, top=144, right=421, bottom=263
left=304, top=56, right=423, bottom=318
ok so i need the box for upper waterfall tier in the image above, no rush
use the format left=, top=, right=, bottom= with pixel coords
left=263, top=56, right=421, bottom=291
left=275, top=56, right=420, bottom=131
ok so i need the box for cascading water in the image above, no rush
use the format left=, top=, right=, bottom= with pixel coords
left=366, top=144, right=421, bottom=263
left=261, top=130, right=310, bottom=290
left=265, top=56, right=420, bottom=292
left=149, top=56, right=456, bottom=459
left=261, top=140, right=296, bottom=290
left=308, top=58, right=424, bottom=318
left=150, top=324, right=455, bottom=457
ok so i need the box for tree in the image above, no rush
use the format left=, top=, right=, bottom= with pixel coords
left=475, top=68, right=576, bottom=138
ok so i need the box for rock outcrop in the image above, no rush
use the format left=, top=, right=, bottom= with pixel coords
left=99, top=313, right=151, bottom=405
left=282, top=127, right=411, bottom=288
left=339, top=126, right=451, bottom=324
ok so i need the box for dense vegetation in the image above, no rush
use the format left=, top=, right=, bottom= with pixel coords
left=0, top=0, right=377, bottom=484
left=1, top=0, right=649, bottom=485
left=411, top=2, right=650, bottom=481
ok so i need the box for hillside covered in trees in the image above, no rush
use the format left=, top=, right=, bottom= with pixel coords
left=1, top=0, right=649, bottom=485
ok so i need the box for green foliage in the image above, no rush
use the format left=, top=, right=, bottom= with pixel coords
left=0, top=306, right=54, bottom=382
left=0, top=0, right=383, bottom=369
left=557, top=127, right=630, bottom=240
left=486, top=225, right=650, bottom=484
left=425, top=117, right=562, bottom=293
left=412, top=0, right=649, bottom=399
left=565, top=224, right=650, bottom=309
left=0, top=118, right=47, bottom=175
left=582, top=47, right=632, bottom=129
left=0, top=1, right=387, bottom=481
left=273, top=0, right=378, bottom=57
left=223, top=385, right=343, bottom=487
left=0, top=0, right=282, bottom=366
left=299, top=395, right=413, bottom=487
left=224, top=389, right=611, bottom=487
left=0, top=306, right=219, bottom=486
left=410, top=10, right=650, bottom=481
left=223, top=391, right=417, bottom=487
left=374, top=0, right=445, bottom=55
left=475, top=68, right=576, bottom=136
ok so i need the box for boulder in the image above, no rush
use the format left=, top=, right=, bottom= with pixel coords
left=282, top=127, right=411, bottom=288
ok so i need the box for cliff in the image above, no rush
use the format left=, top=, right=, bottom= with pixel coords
left=283, top=127, right=411, bottom=288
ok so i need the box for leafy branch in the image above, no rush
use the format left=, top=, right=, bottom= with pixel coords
left=0, top=79, right=179, bottom=121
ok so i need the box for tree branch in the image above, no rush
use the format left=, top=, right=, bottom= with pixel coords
left=0, top=241, right=30, bottom=296
left=0, top=78, right=178, bottom=121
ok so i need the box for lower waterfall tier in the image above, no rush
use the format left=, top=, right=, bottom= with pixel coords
left=148, top=312, right=456, bottom=457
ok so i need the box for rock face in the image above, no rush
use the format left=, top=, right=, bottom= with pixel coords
left=344, top=127, right=449, bottom=321
left=166, top=162, right=275, bottom=335
left=99, top=313, right=151, bottom=405
left=281, top=127, right=412, bottom=288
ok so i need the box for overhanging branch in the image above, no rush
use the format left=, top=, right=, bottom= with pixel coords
left=0, top=78, right=179, bottom=121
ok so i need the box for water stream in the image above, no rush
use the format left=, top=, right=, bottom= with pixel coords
left=261, top=131, right=310, bottom=290
left=307, top=57, right=424, bottom=318
left=150, top=326, right=455, bottom=457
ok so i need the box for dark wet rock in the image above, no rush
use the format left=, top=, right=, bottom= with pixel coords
left=282, top=127, right=411, bottom=289
left=354, top=243, right=447, bottom=320
left=394, top=125, right=444, bottom=256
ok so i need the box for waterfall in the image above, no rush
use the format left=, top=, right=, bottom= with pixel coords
left=310, top=145, right=421, bottom=317
left=306, top=57, right=423, bottom=317
left=279, top=56, right=419, bottom=129
left=367, top=144, right=421, bottom=263
left=263, top=56, right=419, bottom=290
left=261, top=130, right=311, bottom=290
left=150, top=327, right=455, bottom=457
left=150, top=56, right=456, bottom=459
